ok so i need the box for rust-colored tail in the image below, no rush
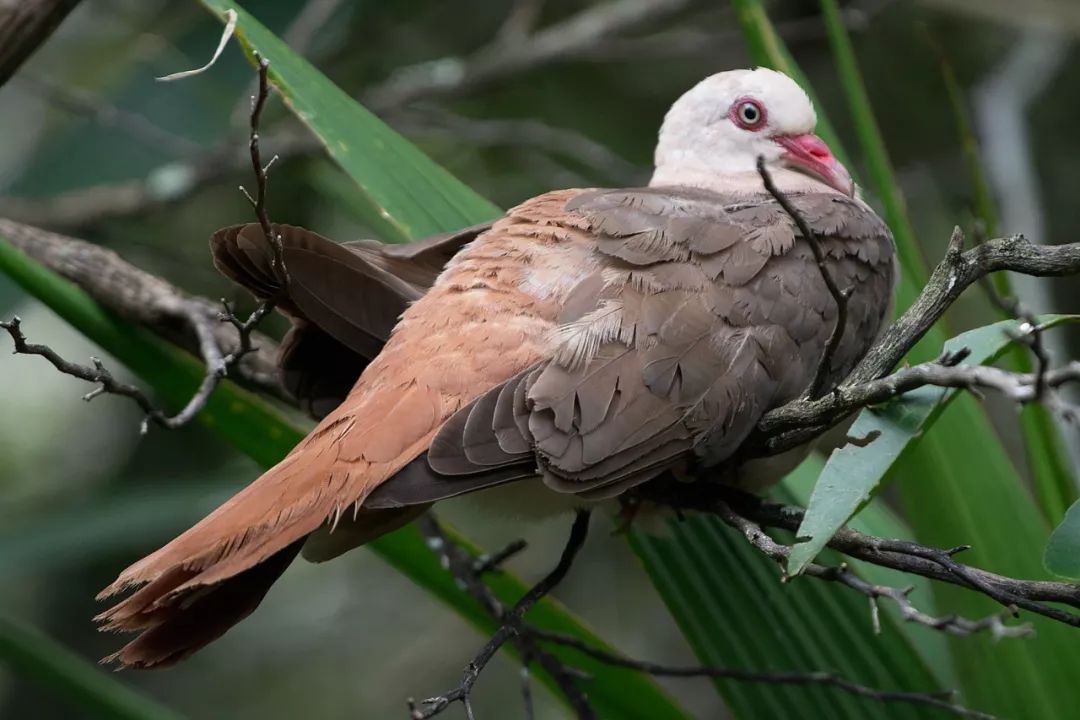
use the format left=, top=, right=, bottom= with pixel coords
left=98, top=541, right=302, bottom=668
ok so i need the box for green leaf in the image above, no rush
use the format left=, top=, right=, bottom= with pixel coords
left=1046, top=498, right=1080, bottom=578
left=199, top=0, right=500, bottom=244
left=0, top=613, right=182, bottom=720
left=630, top=461, right=950, bottom=720
left=788, top=316, right=1080, bottom=576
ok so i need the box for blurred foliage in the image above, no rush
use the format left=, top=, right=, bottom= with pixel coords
left=1, top=1, right=1079, bottom=719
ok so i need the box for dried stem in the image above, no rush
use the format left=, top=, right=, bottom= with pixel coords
left=757, top=157, right=851, bottom=399
left=242, top=53, right=286, bottom=280
left=409, top=511, right=595, bottom=720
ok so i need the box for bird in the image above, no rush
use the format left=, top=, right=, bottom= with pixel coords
left=96, top=68, right=895, bottom=668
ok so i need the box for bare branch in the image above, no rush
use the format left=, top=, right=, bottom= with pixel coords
left=0, top=218, right=282, bottom=393
left=0, top=312, right=259, bottom=433
left=708, top=497, right=1032, bottom=640
left=410, top=512, right=594, bottom=720
left=241, top=53, right=286, bottom=280
left=647, top=484, right=1080, bottom=632
left=364, top=0, right=695, bottom=110
left=0, top=0, right=82, bottom=87
left=751, top=229, right=1080, bottom=455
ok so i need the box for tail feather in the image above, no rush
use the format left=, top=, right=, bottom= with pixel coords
left=97, top=382, right=443, bottom=667
left=101, top=542, right=303, bottom=669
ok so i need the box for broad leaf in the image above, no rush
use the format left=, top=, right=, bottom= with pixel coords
left=788, top=316, right=1080, bottom=576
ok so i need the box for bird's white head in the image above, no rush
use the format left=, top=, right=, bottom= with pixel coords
left=651, top=68, right=854, bottom=197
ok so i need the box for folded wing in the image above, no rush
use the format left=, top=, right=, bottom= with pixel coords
left=371, top=187, right=895, bottom=504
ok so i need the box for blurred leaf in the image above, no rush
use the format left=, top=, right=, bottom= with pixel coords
left=0, top=482, right=235, bottom=576
left=936, top=44, right=1077, bottom=524
left=0, top=613, right=182, bottom=720
left=817, top=0, right=928, bottom=286
left=789, top=316, right=1080, bottom=576
left=1046, top=498, right=1080, bottom=578
left=199, top=0, right=500, bottom=244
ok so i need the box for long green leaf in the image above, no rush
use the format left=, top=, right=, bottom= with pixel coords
left=201, top=1, right=499, bottom=245
left=0, top=614, right=181, bottom=720
left=789, top=316, right=1080, bottom=576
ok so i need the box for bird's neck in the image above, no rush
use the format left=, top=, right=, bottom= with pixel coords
left=648, top=165, right=839, bottom=197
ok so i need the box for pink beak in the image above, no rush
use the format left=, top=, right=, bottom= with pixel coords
left=774, top=134, right=855, bottom=197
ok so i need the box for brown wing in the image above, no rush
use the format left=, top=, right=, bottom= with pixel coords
left=388, top=186, right=895, bottom=502
left=98, top=192, right=588, bottom=666
left=211, top=222, right=487, bottom=417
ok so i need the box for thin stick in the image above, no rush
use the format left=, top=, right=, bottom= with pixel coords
left=757, top=156, right=851, bottom=399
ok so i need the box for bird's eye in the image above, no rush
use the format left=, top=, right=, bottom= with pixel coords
left=731, top=99, right=766, bottom=130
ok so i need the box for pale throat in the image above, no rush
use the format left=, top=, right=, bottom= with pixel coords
left=649, top=162, right=840, bottom=197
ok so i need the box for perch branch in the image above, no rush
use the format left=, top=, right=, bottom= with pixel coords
left=751, top=227, right=1080, bottom=454
left=0, top=0, right=82, bottom=87
left=0, top=218, right=282, bottom=393
left=710, top=498, right=1031, bottom=639
left=364, top=0, right=695, bottom=110
left=649, top=485, right=1080, bottom=631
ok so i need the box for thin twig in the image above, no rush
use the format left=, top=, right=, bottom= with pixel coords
left=410, top=511, right=594, bottom=720
left=533, top=630, right=995, bottom=720
left=757, top=157, right=851, bottom=399
left=241, top=53, right=286, bottom=280
left=979, top=271, right=1052, bottom=400
left=648, top=485, right=1080, bottom=631
left=472, top=538, right=529, bottom=575
left=708, top=498, right=1032, bottom=639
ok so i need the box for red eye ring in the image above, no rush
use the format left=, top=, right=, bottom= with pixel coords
left=729, top=97, right=767, bottom=130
